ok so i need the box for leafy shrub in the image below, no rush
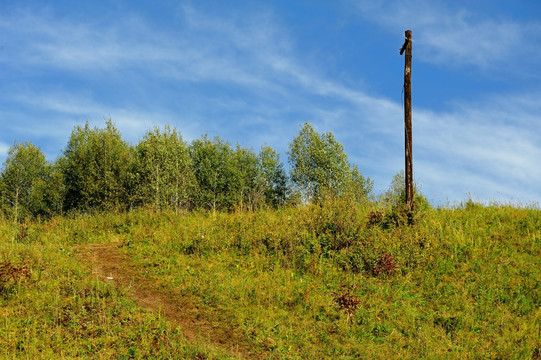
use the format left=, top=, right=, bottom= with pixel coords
left=307, top=197, right=366, bottom=251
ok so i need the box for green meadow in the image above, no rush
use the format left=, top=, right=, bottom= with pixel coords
left=1, top=200, right=539, bottom=359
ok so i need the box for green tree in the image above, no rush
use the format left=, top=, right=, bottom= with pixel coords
left=232, top=144, right=260, bottom=211
left=258, top=146, right=288, bottom=208
left=189, top=135, right=237, bottom=212
left=288, top=122, right=371, bottom=203
left=135, top=126, right=195, bottom=212
left=47, top=161, right=66, bottom=215
left=381, top=170, right=430, bottom=210
left=342, top=165, right=373, bottom=203
left=60, top=119, right=133, bottom=212
left=0, top=142, right=57, bottom=221
left=190, top=140, right=288, bottom=212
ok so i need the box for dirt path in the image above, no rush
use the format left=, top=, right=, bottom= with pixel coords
left=77, top=243, right=261, bottom=359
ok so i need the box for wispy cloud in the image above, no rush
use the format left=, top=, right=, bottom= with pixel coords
left=1, top=90, right=191, bottom=145
left=413, top=93, right=541, bottom=201
left=351, top=0, right=541, bottom=72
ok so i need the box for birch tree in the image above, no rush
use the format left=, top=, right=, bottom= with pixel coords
left=60, top=119, right=133, bottom=211
left=288, top=122, right=371, bottom=203
left=189, top=135, right=236, bottom=212
left=135, top=126, right=195, bottom=212
left=1, top=142, right=55, bottom=220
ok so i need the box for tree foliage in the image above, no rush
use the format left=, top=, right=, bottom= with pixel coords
left=135, top=126, right=195, bottom=212
left=59, top=120, right=133, bottom=212
left=258, top=146, right=288, bottom=208
left=382, top=170, right=430, bottom=210
left=189, top=135, right=237, bottom=212
left=288, top=122, right=372, bottom=203
left=232, top=144, right=260, bottom=211
left=0, top=119, right=378, bottom=217
left=0, top=142, right=61, bottom=221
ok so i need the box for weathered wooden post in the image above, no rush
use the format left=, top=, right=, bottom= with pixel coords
left=400, top=30, right=414, bottom=212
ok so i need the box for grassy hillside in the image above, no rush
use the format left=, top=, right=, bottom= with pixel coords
left=1, top=201, right=539, bottom=359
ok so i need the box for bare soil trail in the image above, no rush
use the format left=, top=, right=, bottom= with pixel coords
left=77, top=242, right=262, bottom=359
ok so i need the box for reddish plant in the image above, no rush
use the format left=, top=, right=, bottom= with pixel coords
left=332, top=287, right=361, bottom=322
left=0, top=262, right=30, bottom=284
left=373, top=253, right=398, bottom=276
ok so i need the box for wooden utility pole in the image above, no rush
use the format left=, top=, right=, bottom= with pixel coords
left=400, top=30, right=414, bottom=212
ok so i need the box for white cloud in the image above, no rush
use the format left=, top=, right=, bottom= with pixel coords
left=351, top=0, right=541, bottom=71
left=411, top=91, right=541, bottom=203
left=1, top=90, right=191, bottom=144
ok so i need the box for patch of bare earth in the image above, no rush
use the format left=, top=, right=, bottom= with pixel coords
left=77, top=243, right=262, bottom=359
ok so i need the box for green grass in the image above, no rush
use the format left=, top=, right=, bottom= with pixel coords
left=1, top=200, right=540, bottom=359
left=0, top=217, right=234, bottom=359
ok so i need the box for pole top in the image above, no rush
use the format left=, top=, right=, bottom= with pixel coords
left=400, top=30, right=412, bottom=55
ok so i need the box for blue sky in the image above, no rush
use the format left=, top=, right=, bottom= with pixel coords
left=1, top=0, right=540, bottom=205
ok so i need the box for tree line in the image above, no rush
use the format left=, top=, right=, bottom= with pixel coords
left=0, top=120, right=373, bottom=221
